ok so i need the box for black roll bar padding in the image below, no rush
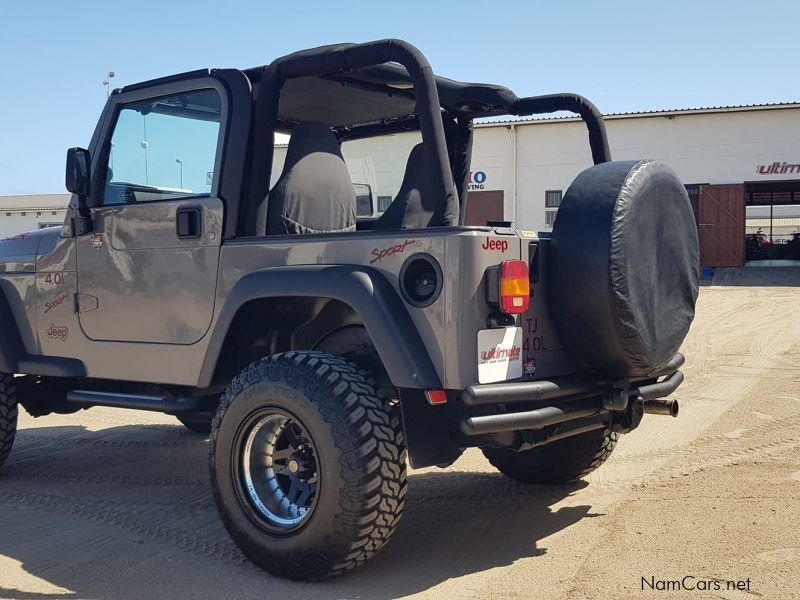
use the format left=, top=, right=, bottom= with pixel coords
left=246, top=39, right=459, bottom=236
left=512, top=94, right=612, bottom=165
left=244, top=63, right=282, bottom=236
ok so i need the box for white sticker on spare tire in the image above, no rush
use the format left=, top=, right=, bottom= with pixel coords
left=477, top=327, right=523, bottom=384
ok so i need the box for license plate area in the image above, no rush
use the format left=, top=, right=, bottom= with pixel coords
left=477, top=327, right=523, bottom=384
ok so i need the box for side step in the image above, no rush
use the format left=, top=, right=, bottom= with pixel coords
left=66, top=390, right=217, bottom=415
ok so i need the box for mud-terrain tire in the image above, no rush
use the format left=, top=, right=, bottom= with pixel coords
left=482, top=428, right=618, bottom=484
left=176, top=412, right=214, bottom=435
left=549, top=160, right=699, bottom=378
left=0, top=373, right=18, bottom=470
left=209, top=351, right=407, bottom=580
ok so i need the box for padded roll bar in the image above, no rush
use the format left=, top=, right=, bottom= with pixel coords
left=513, top=94, right=612, bottom=165
left=246, top=39, right=459, bottom=236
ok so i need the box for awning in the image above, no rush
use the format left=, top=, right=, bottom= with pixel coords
left=746, top=218, right=800, bottom=228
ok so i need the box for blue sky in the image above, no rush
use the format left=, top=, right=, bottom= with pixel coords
left=1, top=0, right=797, bottom=195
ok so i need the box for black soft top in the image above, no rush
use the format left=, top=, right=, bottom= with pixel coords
left=243, top=43, right=519, bottom=128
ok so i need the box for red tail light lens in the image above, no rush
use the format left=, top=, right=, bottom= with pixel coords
left=499, top=259, right=530, bottom=314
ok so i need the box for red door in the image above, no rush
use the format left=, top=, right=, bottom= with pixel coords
left=464, top=190, right=504, bottom=226
left=698, top=184, right=745, bottom=267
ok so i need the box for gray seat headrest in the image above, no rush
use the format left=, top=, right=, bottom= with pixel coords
left=265, top=122, right=356, bottom=235
left=372, top=143, right=446, bottom=230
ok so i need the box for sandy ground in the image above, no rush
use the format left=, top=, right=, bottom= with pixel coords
left=1, top=279, right=799, bottom=599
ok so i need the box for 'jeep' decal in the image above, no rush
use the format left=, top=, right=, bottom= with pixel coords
left=46, top=323, right=69, bottom=341
left=481, top=238, right=509, bottom=252
left=370, top=240, right=416, bottom=264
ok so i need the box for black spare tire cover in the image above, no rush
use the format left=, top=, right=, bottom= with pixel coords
left=548, top=160, right=699, bottom=378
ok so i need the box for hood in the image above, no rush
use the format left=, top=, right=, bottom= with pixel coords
left=0, top=226, right=62, bottom=273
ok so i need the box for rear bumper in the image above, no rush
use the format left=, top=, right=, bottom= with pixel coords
left=458, top=353, right=685, bottom=437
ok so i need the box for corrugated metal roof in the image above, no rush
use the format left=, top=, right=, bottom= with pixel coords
left=0, top=194, right=70, bottom=210
left=476, top=101, right=800, bottom=127
left=746, top=218, right=800, bottom=228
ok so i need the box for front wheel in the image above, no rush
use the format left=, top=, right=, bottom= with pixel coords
left=0, top=373, right=18, bottom=471
left=482, top=427, right=618, bottom=484
left=210, top=351, right=407, bottom=580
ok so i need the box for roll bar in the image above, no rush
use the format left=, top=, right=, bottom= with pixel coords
left=242, top=39, right=612, bottom=236
left=513, top=94, right=612, bottom=165
left=245, top=39, right=459, bottom=236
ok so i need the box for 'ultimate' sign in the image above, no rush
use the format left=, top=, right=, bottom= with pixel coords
left=756, top=161, right=800, bottom=175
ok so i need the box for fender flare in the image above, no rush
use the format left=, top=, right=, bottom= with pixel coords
left=0, top=288, right=24, bottom=374
left=197, top=265, right=442, bottom=389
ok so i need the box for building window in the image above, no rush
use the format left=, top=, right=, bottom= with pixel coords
left=685, top=184, right=702, bottom=222
left=38, top=222, right=62, bottom=229
left=545, top=190, right=562, bottom=208
left=377, top=195, right=393, bottom=212
left=544, top=190, right=562, bottom=229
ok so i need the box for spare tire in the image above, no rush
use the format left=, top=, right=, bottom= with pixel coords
left=548, top=160, right=699, bottom=378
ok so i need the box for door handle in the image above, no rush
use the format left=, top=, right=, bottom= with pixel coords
left=176, top=206, right=203, bottom=239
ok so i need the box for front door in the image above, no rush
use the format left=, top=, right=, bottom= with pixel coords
left=77, top=87, right=225, bottom=344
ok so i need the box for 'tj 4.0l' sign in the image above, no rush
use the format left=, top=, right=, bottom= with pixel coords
left=756, top=161, right=800, bottom=175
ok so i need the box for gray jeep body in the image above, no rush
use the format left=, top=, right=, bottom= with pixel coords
left=0, top=39, right=696, bottom=472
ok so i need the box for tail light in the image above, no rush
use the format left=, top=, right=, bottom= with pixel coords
left=499, top=259, right=530, bottom=314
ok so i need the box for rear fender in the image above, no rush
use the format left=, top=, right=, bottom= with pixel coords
left=198, top=265, right=441, bottom=389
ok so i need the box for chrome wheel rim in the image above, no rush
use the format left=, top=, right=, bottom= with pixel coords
left=239, top=410, right=319, bottom=532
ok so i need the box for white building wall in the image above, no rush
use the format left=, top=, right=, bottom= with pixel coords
left=0, top=194, right=70, bottom=238
left=472, top=106, right=800, bottom=230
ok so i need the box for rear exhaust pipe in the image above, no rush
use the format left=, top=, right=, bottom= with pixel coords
left=641, top=398, right=679, bottom=418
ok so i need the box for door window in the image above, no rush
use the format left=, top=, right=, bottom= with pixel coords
left=104, top=89, right=222, bottom=204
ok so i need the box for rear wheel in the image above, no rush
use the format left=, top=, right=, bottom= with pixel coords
left=482, top=428, right=618, bottom=484
left=210, top=351, right=407, bottom=580
left=0, top=374, right=18, bottom=471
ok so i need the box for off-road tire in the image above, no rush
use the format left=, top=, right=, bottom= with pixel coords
left=209, top=351, right=407, bottom=580
left=482, top=428, right=618, bottom=484
left=0, top=374, right=18, bottom=470
left=176, top=412, right=214, bottom=435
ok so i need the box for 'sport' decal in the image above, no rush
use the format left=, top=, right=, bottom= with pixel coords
left=44, top=293, right=70, bottom=314
left=370, top=240, right=416, bottom=264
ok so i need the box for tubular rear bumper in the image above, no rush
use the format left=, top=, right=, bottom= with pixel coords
left=458, top=353, right=685, bottom=436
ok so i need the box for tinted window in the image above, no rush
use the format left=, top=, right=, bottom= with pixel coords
left=104, top=89, right=222, bottom=204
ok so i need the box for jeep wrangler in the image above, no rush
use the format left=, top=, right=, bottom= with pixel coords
left=0, top=39, right=699, bottom=580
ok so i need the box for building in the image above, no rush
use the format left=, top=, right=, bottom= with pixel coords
left=0, top=194, right=69, bottom=238
left=274, top=102, right=799, bottom=267
left=470, top=102, right=800, bottom=266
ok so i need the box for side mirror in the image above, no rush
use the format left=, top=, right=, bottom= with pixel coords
left=65, top=147, right=94, bottom=236
left=66, top=147, right=91, bottom=196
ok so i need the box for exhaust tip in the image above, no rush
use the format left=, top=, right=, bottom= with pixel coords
left=642, top=398, right=679, bottom=418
